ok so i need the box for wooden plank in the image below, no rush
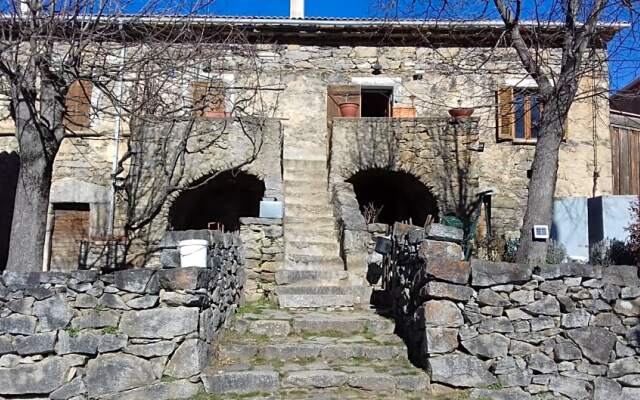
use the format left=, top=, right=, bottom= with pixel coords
left=611, top=127, right=620, bottom=195
left=65, top=80, right=92, bottom=130
left=620, top=128, right=631, bottom=195
left=50, top=204, right=90, bottom=272
left=632, top=129, right=640, bottom=195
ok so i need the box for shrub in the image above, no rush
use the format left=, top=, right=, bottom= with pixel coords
left=590, top=238, right=635, bottom=267
left=545, top=240, right=567, bottom=264
left=626, top=195, right=640, bottom=266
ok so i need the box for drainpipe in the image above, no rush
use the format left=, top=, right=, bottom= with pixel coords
left=290, top=0, right=304, bottom=19
left=107, top=44, right=126, bottom=237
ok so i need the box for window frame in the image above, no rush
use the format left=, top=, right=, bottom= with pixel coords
left=512, top=88, right=542, bottom=144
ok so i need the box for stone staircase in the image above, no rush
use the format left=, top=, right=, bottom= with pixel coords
left=276, top=158, right=360, bottom=308
left=201, top=305, right=431, bottom=399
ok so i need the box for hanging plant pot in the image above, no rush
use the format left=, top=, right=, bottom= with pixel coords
left=339, top=102, right=360, bottom=117
left=448, top=107, right=474, bottom=119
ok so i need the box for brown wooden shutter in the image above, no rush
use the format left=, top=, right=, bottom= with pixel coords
left=496, top=87, right=515, bottom=141
left=65, top=80, right=92, bottom=130
left=192, top=81, right=226, bottom=117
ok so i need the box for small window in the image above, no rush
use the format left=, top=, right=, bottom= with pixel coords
left=192, top=81, right=227, bottom=117
left=65, top=80, right=92, bottom=130
left=497, top=86, right=556, bottom=143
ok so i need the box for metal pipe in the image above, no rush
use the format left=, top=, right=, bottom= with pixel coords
left=107, top=44, right=126, bottom=237
left=290, top=0, right=304, bottom=19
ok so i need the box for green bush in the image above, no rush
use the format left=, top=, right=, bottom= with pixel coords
left=546, top=240, right=567, bottom=264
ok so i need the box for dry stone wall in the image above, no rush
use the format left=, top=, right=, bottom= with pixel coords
left=0, top=232, right=245, bottom=399
left=239, top=217, right=284, bottom=301
left=392, top=235, right=640, bottom=399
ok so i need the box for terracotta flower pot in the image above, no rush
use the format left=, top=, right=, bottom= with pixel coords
left=448, top=107, right=474, bottom=119
left=339, top=102, right=360, bottom=117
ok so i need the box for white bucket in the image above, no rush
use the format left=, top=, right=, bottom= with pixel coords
left=178, top=239, right=208, bottom=268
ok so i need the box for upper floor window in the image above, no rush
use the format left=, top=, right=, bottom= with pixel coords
left=192, top=81, right=227, bottom=118
left=65, top=80, right=92, bottom=130
left=497, top=86, right=546, bottom=143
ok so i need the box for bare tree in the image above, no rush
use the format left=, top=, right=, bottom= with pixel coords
left=0, top=0, right=277, bottom=271
left=388, top=0, right=635, bottom=263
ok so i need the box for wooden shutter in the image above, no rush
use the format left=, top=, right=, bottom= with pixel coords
left=327, top=85, right=361, bottom=126
left=192, top=81, right=226, bottom=117
left=496, top=87, right=515, bottom=141
left=50, top=203, right=90, bottom=271
left=65, top=80, right=92, bottom=130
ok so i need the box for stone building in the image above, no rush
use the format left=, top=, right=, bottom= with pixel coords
left=0, top=12, right=623, bottom=305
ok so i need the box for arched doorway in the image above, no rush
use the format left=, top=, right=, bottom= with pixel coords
left=169, top=170, right=265, bottom=231
left=347, top=169, right=438, bottom=226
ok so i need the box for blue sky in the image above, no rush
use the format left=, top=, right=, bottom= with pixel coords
left=209, top=1, right=637, bottom=90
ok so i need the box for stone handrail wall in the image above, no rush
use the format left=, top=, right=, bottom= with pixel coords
left=393, top=239, right=640, bottom=399
left=0, top=233, right=244, bottom=399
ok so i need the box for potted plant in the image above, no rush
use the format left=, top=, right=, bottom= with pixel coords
left=448, top=99, right=474, bottom=120
left=338, top=94, right=360, bottom=117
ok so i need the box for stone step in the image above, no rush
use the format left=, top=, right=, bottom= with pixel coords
left=284, top=228, right=338, bottom=243
left=284, top=216, right=336, bottom=228
left=283, top=168, right=328, bottom=181
left=284, top=254, right=344, bottom=270
left=202, top=368, right=427, bottom=396
left=285, top=242, right=340, bottom=257
left=285, top=194, right=331, bottom=206
left=285, top=202, right=334, bottom=218
left=276, top=285, right=355, bottom=308
left=218, top=340, right=408, bottom=363
left=275, top=269, right=349, bottom=286
left=283, top=158, right=328, bottom=169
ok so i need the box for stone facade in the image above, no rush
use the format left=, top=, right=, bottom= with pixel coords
left=0, top=231, right=244, bottom=399
left=389, top=228, right=640, bottom=399
left=0, top=27, right=615, bottom=269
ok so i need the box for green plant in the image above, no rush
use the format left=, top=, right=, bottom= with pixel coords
left=626, top=195, right=640, bottom=266
left=487, top=382, right=503, bottom=390
left=590, top=238, right=635, bottom=267
left=545, top=240, right=567, bottom=264
left=503, top=238, right=519, bottom=263
left=94, top=304, right=107, bottom=312
left=65, top=327, right=81, bottom=337
left=101, top=326, right=118, bottom=335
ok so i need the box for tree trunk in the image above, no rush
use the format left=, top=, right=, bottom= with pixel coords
left=516, top=111, right=565, bottom=264
left=5, top=120, right=57, bottom=272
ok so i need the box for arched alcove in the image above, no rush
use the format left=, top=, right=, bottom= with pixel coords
left=346, top=169, right=438, bottom=226
left=169, top=170, right=265, bottom=231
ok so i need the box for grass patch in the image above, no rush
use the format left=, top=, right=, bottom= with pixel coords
left=65, top=327, right=81, bottom=337
left=487, top=382, right=503, bottom=390
left=236, top=298, right=276, bottom=315
left=101, top=326, right=118, bottom=335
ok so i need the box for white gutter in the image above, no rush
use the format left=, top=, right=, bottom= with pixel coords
left=107, top=44, right=126, bottom=237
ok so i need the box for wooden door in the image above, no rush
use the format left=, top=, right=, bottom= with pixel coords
left=611, top=126, right=640, bottom=195
left=50, top=203, right=90, bottom=271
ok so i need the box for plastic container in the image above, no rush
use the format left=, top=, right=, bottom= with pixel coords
left=178, top=239, right=208, bottom=268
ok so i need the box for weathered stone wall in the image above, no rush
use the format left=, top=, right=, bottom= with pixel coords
left=0, top=43, right=614, bottom=255
left=330, top=118, right=480, bottom=219
left=390, top=234, right=640, bottom=399
left=239, top=217, right=284, bottom=301
left=0, top=233, right=244, bottom=399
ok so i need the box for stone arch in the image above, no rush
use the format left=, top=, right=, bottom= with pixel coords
left=168, top=169, right=265, bottom=232
left=346, top=168, right=439, bottom=226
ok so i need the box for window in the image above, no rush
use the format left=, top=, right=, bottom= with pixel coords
left=65, top=80, right=92, bottom=130
left=497, top=86, right=543, bottom=142
left=192, top=81, right=227, bottom=117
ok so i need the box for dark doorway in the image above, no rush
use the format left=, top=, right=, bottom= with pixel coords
left=361, top=88, right=393, bottom=117
left=347, top=169, right=438, bottom=226
left=169, top=170, right=265, bottom=231
left=0, top=152, right=19, bottom=271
